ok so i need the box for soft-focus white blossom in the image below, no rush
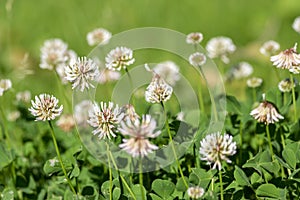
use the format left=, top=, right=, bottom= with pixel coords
left=0, top=79, right=12, bottom=96
left=292, top=16, right=300, bottom=34
left=187, top=186, right=205, bottom=199
left=278, top=78, right=296, bottom=93
left=206, top=36, right=236, bottom=64
left=74, top=100, right=93, bottom=127
left=153, top=61, right=180, bottom=86
left=16, top=90, right=31, bottom=103
left=56, top=114, right=75, bottom=132
left=260, top=40, right=280, bottom=56
left=189, top=52, right=207, bottom=67
left=186, top=32, right=204, bottom=45
left=246, top=77, right=263, bottom=88
left=87, top=28, right=111, bottom=46
left=97, top=68, right=121, bottom=84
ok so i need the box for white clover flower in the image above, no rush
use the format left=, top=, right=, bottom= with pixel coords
left=97, top=68, right=121, bottom=84
left=40, top=38, right=68, bottom=70
left=227, top=62, right=253, bottom=80
left=0, top=79, right=12, bottom=96
left=119, top=114, right=161, bottom=157
left=246, top=77, right=263, bottom=88
left=189, top=52, right=207, bottom=67
left=29, top=94, right=63, bottom=121
left=153, top=61, right=180, bottom=86
left=87, top=28, right=112, bottom=46
left=105, top=46, right=135, bottom=71
left=121, top=104, right=140, bottom=122
left=250, top=99, right=284, bottom=125
left=187, top=186, right=205, bottom=199
left=270, top=43, right=300, bottom=71
left=206, top=36, right=236, bottom=64
left=74, top=100, right=93, bottom=127
left=56, top=114, right=75, bottom=132
left=278, top=78, right=296, bottom=93
left=65, top=57, right=99, bottom=92
left=145, top=72, right=173, bottom=104
left=199, top=132, right=237, bottom=170
left=87, top=101, right=123, bottom=140
left=292, top=16, right=300, bottom=34
left=186, top=32, right=204, bottom=45
left=16, top=90, right=31, bottom=103
left=7, top=111, right=21, bottom=122
left=260, top=40, right=280, bottom=56
left=56, top=49, right=78, bottom=84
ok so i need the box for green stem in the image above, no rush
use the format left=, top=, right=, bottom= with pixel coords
left=125, top=67, right=135, bottom=106
left=106, top=143, right=136, bottom=200
left=290, top=73, right=297, bottom=123
left=139, top=159, right=146, bottom=200
left=198, top=83, right=205, bottom=113
left=0, top=105, right=11, bottom=148
left=54, top=71, right=71, bottom=113
left=266, top=125, right=274, bottom=161
left=161, top=102, right=188, bottom=189
left=219, top=170, right=224, bottom=200
left=280, top=130, right=291, bottom=176
left=106, top=143, right=113, bottom=200
left=252, top=88, right=256, bottom=103
left=48, top=121, right=76, bottom=194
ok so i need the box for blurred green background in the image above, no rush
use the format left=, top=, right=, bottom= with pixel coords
left=0, top=0, right=300, bottom=97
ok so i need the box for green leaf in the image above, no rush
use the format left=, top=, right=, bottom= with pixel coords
left=285, top=142, right=300, bottom=163
left=152, top=179, right=175, bottom=199
left=113, top=187, right=121, bottom=200
left=282, top=148, right=296, bottom=169
left=256, top=184, right=286, bottom=200
left=43, top=157, right=62, bottom=176
left=149, top=193, right=163, bottom=200
left=101, top=181, right=110, bottom=199
left=226, top=95, right=242, bottom=114
left=132, top=184, right=147, bottom=200
left=0, top=142, right=15, bottom=170
left=1, top=188, right=14, bottom=200
left=234, top=166, right=250, bottom=187
left=176, top=177, right=189, bottom=192
left=250, top=172, right=263, bottom=185
left=189, top=168, right=217, bottom=189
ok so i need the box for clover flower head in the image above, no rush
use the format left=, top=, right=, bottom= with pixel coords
left=56, top=114, right=75, bottom=132
left=40, top=38, right=68, bottom=70
left=121, top=104, right=140, bottom=122
left=206, top=36, right=236, bottom=64
left=246, top=77, right=263, bottom=88
left=260, top=40, right=280, bottom=56
left=227, top=62, right=253, bottom=80
left=16, top=90, right=31, bottom=103
left=0, top=79, right=12, bottom=96
left=119, top=114, right=161, bottom=157
left=87, top=28, right=112, bottom=46
left=189, top=52, right=207, bottom=67
left=87, top=101, right=123, bottom=140
left=250, top=97, right=284, bottom=124
left=97, top=68, right=121, bottom=84
left=28, top=94, right=63, bottom=121
left=74, top=100, right=93, bottom=127
left=278, top=78, right=297, bottom=93
left=270, top=43, right=300, bottom=71
left=105, top=46, right=135, bottom=71
left=186, top=32, right=204, bottom=45
left=187, top=186, right=205, bottom=199
left=65, top=57, right=99, bottom=92
left=292, top=16, right=300, bottom=34
left=153, top=61, right=180, bottom=86
left=145, top=69, right=173, bottom=104
left=199, top=132, right=237, bottom=170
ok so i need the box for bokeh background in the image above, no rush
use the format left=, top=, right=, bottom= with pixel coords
left=0, top=0, right=300, bottom=98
